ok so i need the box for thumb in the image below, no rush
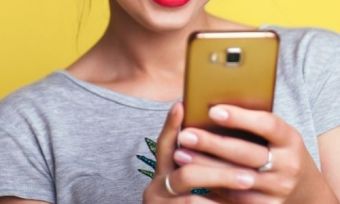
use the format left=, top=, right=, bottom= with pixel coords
left=155, top=102, right=183, bottom=176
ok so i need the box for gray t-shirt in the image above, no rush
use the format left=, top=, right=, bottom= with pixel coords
left=1, top=26, right=340, bottom=204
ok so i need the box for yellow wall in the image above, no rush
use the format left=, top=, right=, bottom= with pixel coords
left=1, top=0, right=340, bottom=98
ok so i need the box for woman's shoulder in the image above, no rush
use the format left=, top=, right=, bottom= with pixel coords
left=264, top=25, right=340, bottom=58
left=0, top=71, right=73, bottom=123
left=265, top=25, right=340, bottom=82
left=263, top=25, right=340, bottom=43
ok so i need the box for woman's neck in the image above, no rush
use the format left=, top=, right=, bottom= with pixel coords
left=101, top=4, right=210, bottom=78
left=69, top=2, right=212, bottom=81
left=67, top=2, right=254, bottom=101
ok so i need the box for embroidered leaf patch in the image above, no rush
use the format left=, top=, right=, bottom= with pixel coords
left=136, top=155, right=156, bottom=170
left=137, top=169, right=154, bottom=179
left=137, top=137, right=209, bottom=195
left=145, top=137, right=157, bottom=157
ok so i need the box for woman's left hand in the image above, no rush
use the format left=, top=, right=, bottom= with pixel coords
left=174, top=104, right=326, bottom=204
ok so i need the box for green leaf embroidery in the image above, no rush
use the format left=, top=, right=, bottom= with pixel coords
left=137, top=137, right=209, bottom=196
left=145, top=138, right=157, bottom=157
left=138, top=169, right=155, bottom=179
left=136, top=155, right=156, bottom=170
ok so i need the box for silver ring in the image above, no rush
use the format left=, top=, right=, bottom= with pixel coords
left=165, top=174, right=178, bottom=196
left=258, top=148, right=273, bottom=172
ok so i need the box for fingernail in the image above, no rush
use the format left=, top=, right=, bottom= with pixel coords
left=236, top=172, right=255, bottom=188
left=209, top=107, right=229, bottom=121
left=174, top=150, right=192, bottom=164
left=178, top=131, right=198, bottom=146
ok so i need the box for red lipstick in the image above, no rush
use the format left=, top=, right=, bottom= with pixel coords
left=153, top=0, right=190, bottom=8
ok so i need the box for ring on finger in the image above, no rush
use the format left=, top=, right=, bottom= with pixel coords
left=258, top=147, right=273, bottom=172
left=165, top=174, right=178, bottom=196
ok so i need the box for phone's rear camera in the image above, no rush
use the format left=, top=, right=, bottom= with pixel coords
left=227, top=53, right=241, bottom=63
left=226, top=48, right=242, bottom=66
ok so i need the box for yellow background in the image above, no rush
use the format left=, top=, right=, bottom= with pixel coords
left=1, top=0, right=340, bottom=98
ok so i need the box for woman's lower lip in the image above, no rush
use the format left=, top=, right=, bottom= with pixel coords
left=152, top=0, right=190, bottom=8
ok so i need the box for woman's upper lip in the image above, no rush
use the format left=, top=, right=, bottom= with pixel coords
left=152, top=0, right=190, bottom=8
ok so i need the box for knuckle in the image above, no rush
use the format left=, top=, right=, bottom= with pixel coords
left=257, top=112, right=280, bottom=134
left=257, top=111, right=272, bottom=121
left=285, top=128, right=302, bottom=146
left=177, top=165, right=194, bottom=184
left=269, top=117, right=281, bottom=132
left=286, top=159, right=302, bottom=177
left=279, top=178, right=296, bottom=195
left=292, top=131, right=304, bottom=147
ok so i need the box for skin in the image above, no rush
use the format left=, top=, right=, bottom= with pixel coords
left=1, top=0, right=339, bottom=203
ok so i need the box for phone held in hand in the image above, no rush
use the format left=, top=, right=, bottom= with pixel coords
left=182, top=31, right=280, bottom=146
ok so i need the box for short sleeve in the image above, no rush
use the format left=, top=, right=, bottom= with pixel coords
left=306, top=30, right=340, bottom=135
left=0, top=97, right=55, bottom=203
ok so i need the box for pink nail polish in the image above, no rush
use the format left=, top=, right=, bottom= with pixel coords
left=209, top=107, right=229, bottom=120
left=178, top=131, right=198, bottom=146
left=174, top=150, right=192, bottom=164
left=236, top=172, right=255, bottom=188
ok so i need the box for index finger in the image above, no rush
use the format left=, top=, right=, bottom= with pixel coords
left=208, top=105, right=300, bottom=146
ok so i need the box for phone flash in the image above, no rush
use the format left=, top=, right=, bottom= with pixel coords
left=210, top=52, right=219, bottom=64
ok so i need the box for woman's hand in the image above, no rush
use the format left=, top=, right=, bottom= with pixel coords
left=172, top=105, right=337, bottom=204
left=144, top=103, right=337, bottom=203
left=143, top=103, right=220, bottom=204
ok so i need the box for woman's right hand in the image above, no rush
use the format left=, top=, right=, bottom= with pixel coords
left=143, top=103, right=221, bottom=204
left=144, top=103, right=255, bottom=204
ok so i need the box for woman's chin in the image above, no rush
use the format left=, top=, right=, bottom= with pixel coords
left=139, top=11, right=200, bottom=33
left=142, top=19, right=190, bottom=33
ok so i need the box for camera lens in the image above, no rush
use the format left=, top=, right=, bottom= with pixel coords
left=227, top=53, right=241, bottom=63
left=226, top=48, right=242, bottom=65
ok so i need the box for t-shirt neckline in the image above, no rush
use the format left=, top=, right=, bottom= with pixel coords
left=55, top=70, right=178, bottom=111
left=54, top=25, right=277, bottom=111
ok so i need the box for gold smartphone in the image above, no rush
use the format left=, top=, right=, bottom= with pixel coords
left=182, top=31, right=279, bottom=145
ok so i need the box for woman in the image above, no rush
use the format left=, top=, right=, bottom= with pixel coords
left=0, top=0, right=339, bottom=203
